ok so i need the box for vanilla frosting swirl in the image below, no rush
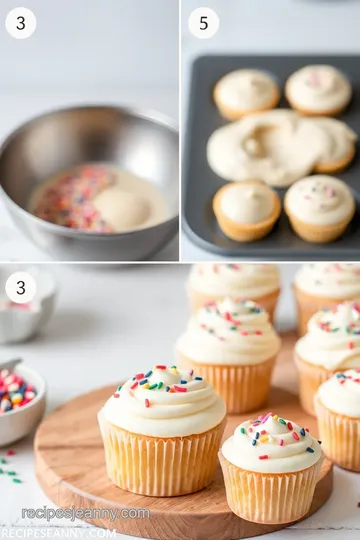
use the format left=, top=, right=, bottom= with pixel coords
left=188, top=263, right=280, bottom=298
left=285, top=175, right=354, bottom=226
left=286, top=65, right=352, bottom=113
left=176, top=298, right=281, bottom=365
left=312, top=117, right=356, bottom=166
left=222, top=413, right=323, bottom=473
left=294, top=263, right=360, bottom=298
left=102, top=365, right=226, bottom=437
left=295, top=302, right=360, bottom=370
left=219, top=181, right=274, bottom=224
left=317, top=368, right=360, bottom=417
left=207, top=109, right=356, bottom=187
left=216, top=69, right=278, bottom=111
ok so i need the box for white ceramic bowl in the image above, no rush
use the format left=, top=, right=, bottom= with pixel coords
left=0, top=364, right=46, bottom=447
left=0, top=264, right=57, bottom=344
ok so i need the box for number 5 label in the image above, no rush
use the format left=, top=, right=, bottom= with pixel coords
left=5, top=272, right=37, bottom=304
left=188, top=8, right=219, bottom=39
left=6, top=7, right=36, bottom=39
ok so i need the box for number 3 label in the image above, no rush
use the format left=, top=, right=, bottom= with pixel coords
left=5, top=272, right=37, bottom=304
left=188, top=8, right=219, bottom=39
left=6, top=8, right=36, bottom=39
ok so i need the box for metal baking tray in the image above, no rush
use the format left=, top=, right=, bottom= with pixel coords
left=182, top=55, right=360, bottom=261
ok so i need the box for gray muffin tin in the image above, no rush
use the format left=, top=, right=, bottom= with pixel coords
left=182, top=55, right=360, bottom=261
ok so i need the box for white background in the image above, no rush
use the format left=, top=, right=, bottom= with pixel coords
left=0, top=262, right=359, bottom=539
left=0, top=0, right=179, bottom=262
left=181, top=0, right=360, bottom=261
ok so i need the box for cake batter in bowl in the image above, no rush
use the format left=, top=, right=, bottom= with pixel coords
left=0, top=106, right=179, bottom=262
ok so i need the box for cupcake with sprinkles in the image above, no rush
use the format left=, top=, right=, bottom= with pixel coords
left=219, top=412, right=323, bottom=524
left=315, top=369, right=360, bottom=471
left=295, top=301, right=360, bottom=416
left=187, top=263, right=280, bottom=322
left=284, top=175, right=355, bottom=244
left=293, top=263, right=360, bottom=337
left=98, top=365, right=226, bottom=496
left=176, top=297, right=281, bottom=413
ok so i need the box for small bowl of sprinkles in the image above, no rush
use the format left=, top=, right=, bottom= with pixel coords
left=0, top=105, right=179, bottom=262
left=0, top=363, right=46, bottom=447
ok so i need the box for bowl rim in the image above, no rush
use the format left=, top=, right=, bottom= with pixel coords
left=0, top=104, right=179, bottom=238
left=0, top=363, right=46, bottom=418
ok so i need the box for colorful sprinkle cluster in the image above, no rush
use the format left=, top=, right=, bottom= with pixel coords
left=240, top=413, right=321, bottom=459
left=0, top=451, right=22, bottom=483
left=32, top=164, right=116, bottom=232
left=113, top=366, right=203, bottom=409
left=336, top=370, right=360, bottom=385
left=0, top=369, right=37, bottom=414
left=200, top=300, right=264, bottom=341
left=197, top=263, right=242, bottom=275
left=317, top=304, right=360, bottom=351
left=301, top=179, right=338, bottom=209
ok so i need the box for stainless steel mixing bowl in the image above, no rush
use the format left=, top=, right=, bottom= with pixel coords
left=0, top=106, right=179, bottom=261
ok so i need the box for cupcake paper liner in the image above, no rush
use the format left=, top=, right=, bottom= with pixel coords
left=294, top=354, right=335, bottom=417
left=285, top=206, right=354, bottom=245
left=178, top=355, right=276, bottom=414
left=315, top=396, right=360, bottom=471
left=293, top=285, right=360, bottom=337
left=187, top=287, right=280, bottom=323
left=98, top=411, right=226, bottom=496
left=219, top=451, right=323, bottom=524
left=212, top=186, right=281, bottom=243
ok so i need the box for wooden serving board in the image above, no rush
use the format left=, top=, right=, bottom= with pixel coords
left=34, top=332, right=333, bottom=540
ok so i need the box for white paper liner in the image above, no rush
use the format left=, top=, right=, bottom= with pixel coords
left=219, top=451, right=322, bottom=524
left=315, top=397, right=360, bottom=471
left=98, top=410, right=226, bottom=496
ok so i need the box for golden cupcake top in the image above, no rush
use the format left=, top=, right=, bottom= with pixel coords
left=214, top=180, right=277, bottom=225
left=176, top=297, right=281, bottom=365
left=294, top=263, right=360, bottom=298
left=101, top=365, right=226, bottom=437
left=317, top=368, right=360, bottom=418
left=285, top=175, right=355, bottom=226
left=188, top=263, right=280, bottom=297
left=286, top=65, right=352, bottom=114
left=215, top=69, right=279, bottom=113
left=221, top=412, right=323, bottom=473
left=295, top=302, right=360, bottom=370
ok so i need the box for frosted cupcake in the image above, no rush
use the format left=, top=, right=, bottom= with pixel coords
left=176, top=298, right=281, bottom=413
left=315, top=369, right=360, bottom=471
left=213, top=180, right=281, bottom=242
left=219, top=412, right=323, bottom=524
left=284, top=175, right=355, bottom=243
left=187, top=263, right=280, bottom=322
left=293, top=263, right=360, bottom=336
left=285, top=65, right=352, bottom=116
left=98, top=365, right=226, bottom=496
left=214, top=69, right=280, bottom=120
left=295, top=302, right=360, bottom=416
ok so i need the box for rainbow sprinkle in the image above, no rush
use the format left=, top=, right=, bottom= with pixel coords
left=113, top=366, right=206, bottom=404
left=32, top=164, right=116, bottom=232
left=239, top=413, right=317, bottom=460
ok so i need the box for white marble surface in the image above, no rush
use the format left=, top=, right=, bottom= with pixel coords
left=180, top=0, right=360, bottom=262
left=0, top=262, right=359, bottom=539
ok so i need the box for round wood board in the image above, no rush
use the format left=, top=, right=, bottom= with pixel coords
left=34, top=332, right=333, bottom=540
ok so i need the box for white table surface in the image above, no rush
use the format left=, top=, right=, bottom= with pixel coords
left=180, top=0, right=360, bottom=262
left=0, top=262, right=359, bottom=539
